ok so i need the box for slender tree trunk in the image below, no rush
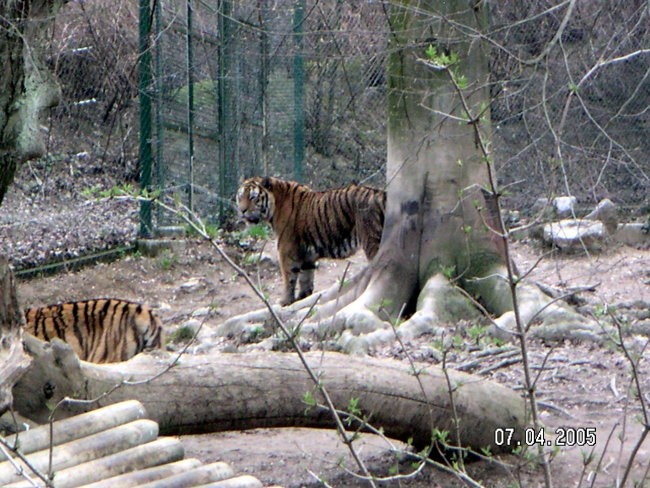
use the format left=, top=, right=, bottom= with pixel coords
left=0, top=0, right=64, bottom=206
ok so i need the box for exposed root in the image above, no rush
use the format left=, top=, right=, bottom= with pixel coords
left=304, top=273, right=477, bottom=353
left=469, top=265, right=603, bottom=343
left=398, top=274, right=479, bottom=341
left=213, top=266, right=370, bottom=340
left=216, top=260, right=606, bottom=353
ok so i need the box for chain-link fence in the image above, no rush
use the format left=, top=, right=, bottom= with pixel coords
left=143, top=0, right=388, bottom=228
left=39, top=0, right=649, bottom=235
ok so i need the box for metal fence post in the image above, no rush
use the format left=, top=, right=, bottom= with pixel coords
left=186, top=0, right=195, bottom=213
left=217, top=0, right=237, bottom=223
left=138, top=0, right=153, bottom=238
left=293, top=0, right=305, bottom=183
left=154, top=0, right=164, bottom=225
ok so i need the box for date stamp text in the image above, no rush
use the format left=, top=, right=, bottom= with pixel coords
left=494, top=427, right=596, bottom=448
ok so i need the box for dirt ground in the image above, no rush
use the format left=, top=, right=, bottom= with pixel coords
left=16, top=236, right=650, bottom=487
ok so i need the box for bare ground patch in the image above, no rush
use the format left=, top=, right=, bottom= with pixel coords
left=14, top=236, right=650, bottom=487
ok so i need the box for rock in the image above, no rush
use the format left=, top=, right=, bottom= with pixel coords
left=612, top=223, right=649, bottom=247
left=531, top=197, right=549, bottom=216
left=531, top=196, right=577, bottom=219
left=181, top=318, right=202, bottom=334
left=179, top=278, right=204, bottom=293
left=543, top=219, right=605, bottom=251
left=191, top=307, right=212, bottom=317
left=501, top=209, right=521, bottom=228
left=553, top=196, right=577, bottom=218
left=137, top=239, right=186, bottom=257
left=585, top=198, right=618, bottom=234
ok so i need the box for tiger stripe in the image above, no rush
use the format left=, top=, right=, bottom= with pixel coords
left=24, top=298, right=165, bottom=364
left=237, top=176, right=385, bottom=305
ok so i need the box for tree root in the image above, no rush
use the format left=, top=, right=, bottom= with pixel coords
left=214, top=263, right=606, bottom=354
left=468, top=265, right=603, bottom=343
left=213, top=266, right=370, bottom=341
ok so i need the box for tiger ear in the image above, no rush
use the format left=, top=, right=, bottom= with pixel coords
left=261, top=176, right=272, bottom=189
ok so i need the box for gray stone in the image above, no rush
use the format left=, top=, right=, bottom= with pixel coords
left=181, top=318, right=202, bottom=334
left=543, top=219, right=605, bottom=251
left=612, top=223, right=649, bottom=247
left=552, top=196, right=577, bottom=218
left=191, top=307, right=212, bottom=317
left=179, top=278, right=205, bottom=293
left=137, top=239, right=186, bottom=257
left=585, top=198, right=618, bottom=234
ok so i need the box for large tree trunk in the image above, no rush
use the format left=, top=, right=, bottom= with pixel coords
left=254, top=0, right=595, bottom=353
left=12, top=349, right=526, bottom=453
left=361, top=0, right=500, bottom=315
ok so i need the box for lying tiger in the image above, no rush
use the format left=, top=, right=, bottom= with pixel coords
left=237, top=176, right=385, bottom=305
left=24, top=298, right=165, bottom=363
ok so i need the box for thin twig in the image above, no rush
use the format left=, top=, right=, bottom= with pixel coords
left=441, top=58, right=555, bottom=487
left=137, top=194, right=379, bottom=487
left=0, top=437, right=51, bottom=487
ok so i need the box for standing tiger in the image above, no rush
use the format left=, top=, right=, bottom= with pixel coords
left=24, top=299, right=165, bottom=363
left=237, top=176, right=385, bottom=305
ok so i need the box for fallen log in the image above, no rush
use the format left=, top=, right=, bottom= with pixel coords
left=197, top=475, right=264, bottom=488
left=13, top=349, right=526, bottom=452
left=137, top=461, right=234, bottom=488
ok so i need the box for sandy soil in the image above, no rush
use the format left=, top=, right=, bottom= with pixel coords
left=15, top=235, right=650, bottom=488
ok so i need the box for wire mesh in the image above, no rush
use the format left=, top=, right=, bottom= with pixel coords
left=145, top=0, right=389, bottom=226
left=38, top=0, right=649, bottom=232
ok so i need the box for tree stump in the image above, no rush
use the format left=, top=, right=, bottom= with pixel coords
left=0, top=257, right=31, bottom=417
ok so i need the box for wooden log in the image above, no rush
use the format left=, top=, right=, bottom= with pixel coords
left=12, top=334, right=87, bottom=424
left=14, top=351, right=526, bottom=453
left=197, top=475, right=264, bottom=488
left=137, top=461, right=235, bottom=488
left=5, top=437, right=185, bottom=488
left=1, top=400, right=146, bottom=459
left=0, top=419, right=159, bottom=485
left=79, top=458, right=203, bottom=488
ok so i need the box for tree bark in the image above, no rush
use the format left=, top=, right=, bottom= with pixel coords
left=12, top=349, right=525, bottom=453
left=372, top=0, right=500, bottom=316
left=0, top=258, right=31, bottom=417
left=0, top=0, right=64, bottom=206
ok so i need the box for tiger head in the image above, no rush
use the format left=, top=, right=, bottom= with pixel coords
left=236, top=177, right=275, bottom=224
left=133, top=305, right=165, bottom=352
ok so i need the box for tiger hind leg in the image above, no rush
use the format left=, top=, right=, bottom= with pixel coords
left=279, top=253, right=300, bottom=306
left=297, top=262, right=316, bottom=301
